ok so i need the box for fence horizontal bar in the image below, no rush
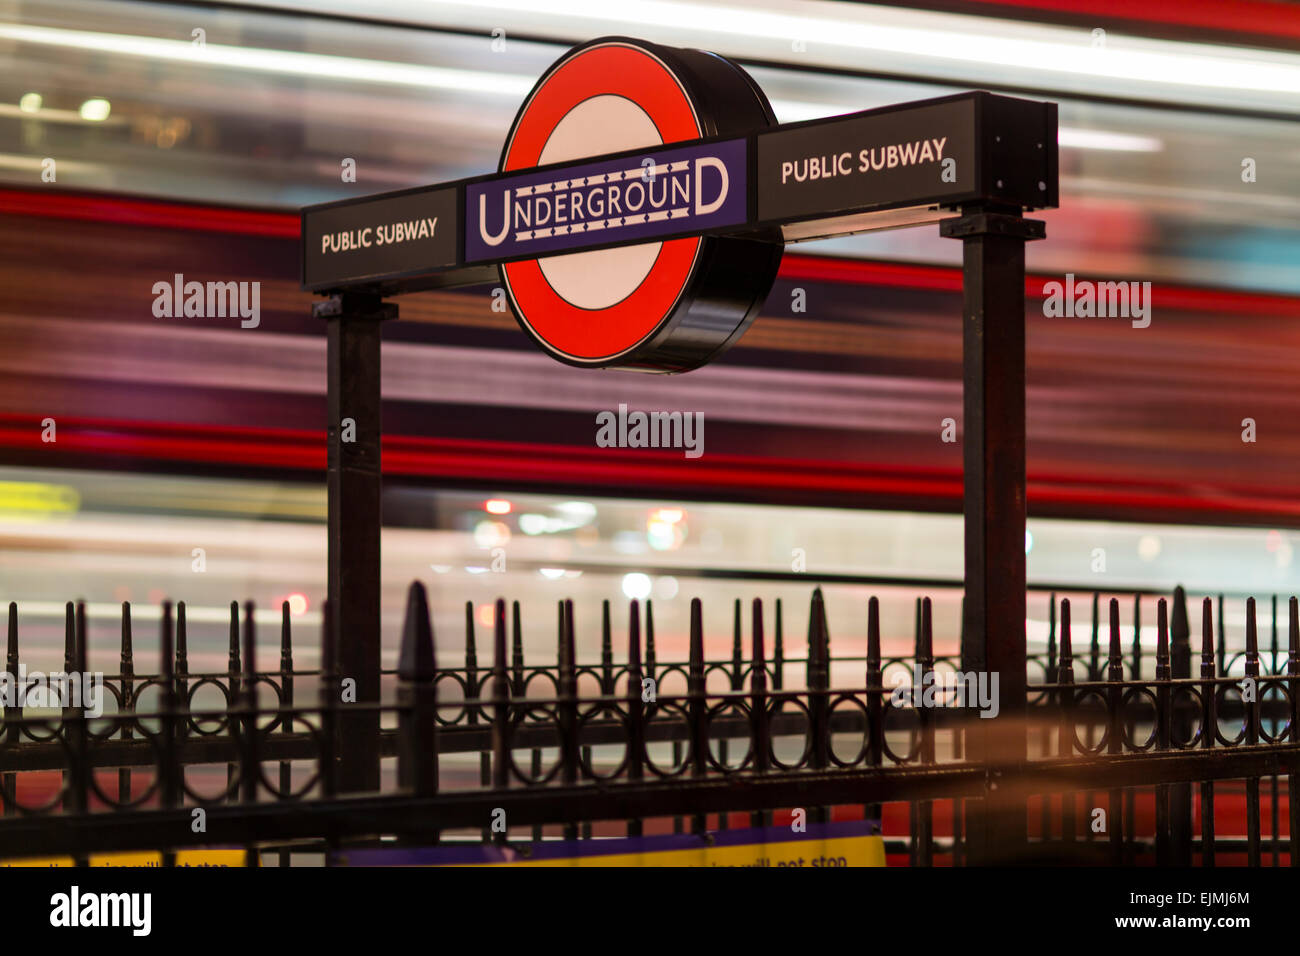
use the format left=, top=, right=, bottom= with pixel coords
left=0, top=732, right=366, bottom=773
left=1, top=692, right=1294, bottom=772
left=3, top=742, right=1297, bottom=858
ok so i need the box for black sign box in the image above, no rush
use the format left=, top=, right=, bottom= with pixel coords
left=756, top=92, right=1056, bottom=230
left=300, top=92, right=1056, bottom=295
left=301, top=186, right=459, bottom=292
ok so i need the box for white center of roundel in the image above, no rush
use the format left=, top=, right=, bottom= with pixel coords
left=536, top=95, right=664, bottom=311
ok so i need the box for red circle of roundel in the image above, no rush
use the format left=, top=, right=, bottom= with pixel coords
left=501, top=43, right=704, bottom=363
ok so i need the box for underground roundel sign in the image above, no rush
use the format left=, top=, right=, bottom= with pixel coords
left=481, top=37, right=782, bottom=373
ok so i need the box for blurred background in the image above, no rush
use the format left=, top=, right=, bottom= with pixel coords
left=3, top=0, right=1300, bottom=672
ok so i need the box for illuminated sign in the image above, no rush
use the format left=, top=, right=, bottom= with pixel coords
left=300, top=40, right=1057, bottom=374
left=342, top=820, right=885, bottom=867
left=479, top=38, right=781, bottom=372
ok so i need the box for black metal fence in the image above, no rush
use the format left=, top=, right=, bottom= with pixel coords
left=0, top=584, right=1295, bottom=865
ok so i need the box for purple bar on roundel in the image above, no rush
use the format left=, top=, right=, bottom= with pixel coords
left=465, top=138, right=748, bottom=263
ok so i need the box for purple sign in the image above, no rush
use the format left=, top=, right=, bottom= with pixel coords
left=465, top=138, right=747, bottom=263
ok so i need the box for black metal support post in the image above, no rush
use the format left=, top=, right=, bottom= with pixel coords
left=941, top=203, right=1044, bottom=864
left=315, top=292, right=397, bottom=793
left=1169, top=586, right=1194, bottom=864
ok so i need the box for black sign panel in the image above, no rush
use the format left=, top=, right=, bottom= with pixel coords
left=299, top=92, right=1056, bottom=295
left=757, top=97, right=976, bottom=224
left=302, top=187, right=457, bottom=291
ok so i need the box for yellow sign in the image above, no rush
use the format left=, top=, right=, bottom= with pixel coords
left=345, top=820, right=885, bottom=867
left=485, top=832, right=885, bottom=868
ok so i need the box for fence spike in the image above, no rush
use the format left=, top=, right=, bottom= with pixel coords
left=732, top=598, right=743, bottom=691
left=1290, top=596, right=1299, bottom=674
left=1273, top=594, right=1280, bottom=675
left=1058, top=597, right=1076, bottom=822
left=6, top=602, right=16, bottom=677
left=511, top=600, right=524, bottom=694
left=160, top=600, right=174, bottom=691
left=866, top=595, right=882, bottom=681
left=465, top=600, right=480, bottom=724
left=561, top=597, right=579, bottom=831
left=1090, top=592, right=1101, bottom=681
left=806, top=592, right=823, bottom=688
left=1105, top=597, right=1125, bottom=863
left=493, top=598, right=508, bottom=681
left=397, top=582, right=437, bottom=682
left=1201, top=598, right=1215, bottom=678
left=172, top=600, right=189, bottom=746
left=556, top=600, right=565, bottom=671
left=74, top=601, right=87, bottom=681
left=773, top=597, right=784, bottom=694
left=1202, top=592, right=1222, bottom=866
left=63, top=602, right=75, bottom=675
left=688, top=597, right=704, bottom=687
left=396, top=582, right=438, bottom=801
left=811, top=590, right=821, bottom=671
left=808, top=588, right=828, bottom=690
left=1131, top=593, right=1142, bottom=680
left=278, top=597, right=295, bottom=822
left=492, top=598, right=509, bottom=796
left=1246, top=597, right=1259, bottom=660
left=627, top=599, right=645, bottom=792
left=228, top=600, right=240, bottom=674
left=627, top=599, right=643, bottom=695
left=1244, top=599, right=1262, bottom=864
left=919, top=595, right=934, bottom=681
left=912, top=595, right=922, bottom=659
left=281, top=600, right=293, bottom=672
left=1058, top=598, right=1073, bottom=682
left=688, top=596, right=707, bottom=833
left=120, top=601, right=133, bottom=677
left=225, top=596, right=241, bottom=748
left=319, top=599, right=337, bottom=801
left=563, top=599, right=576, bottom=685
left=918, top=596, right=934, bottom=664
left=1156, top=599, right=1170, bottom=681
left=176, top=601, right=189, bottom=677
left=1171, top=587, right=1189, bottom=647
left=645, top=599, right=656, bottom=680
left=917, top=595, right=935, bottom=863
left=809, top=588, right=830, bottom=783
left=119, top=600, right=135, bottom=799
left=242, top=600, right=257, bottom=687
left=159, top=600, right=177, bottom=822
left=866, top=596, right=881, bottom=682
left=465, top=599, right=478, bottom=671
left=751, top=597, right=769, bottom=785
left=866, top=595, right=884, bottom=832
left=1047, top=592, right=1057, bottom=673
left=1217, top=594, right=1226, bottom=677
left=67, top=601, right=88, bottom=830
left=4, top=603, right=17, bottom=744
left=239, top=601, right=257, bottom=810
left=1196, top=596, right=1216, bottom=867
left=238, top=601, right=258, bottom=814
left=819, top=589, right=831, bottom=666
left=1171, top=586, right=1191, bottom=686
left=1107, top=598, right=1123, bottom=680
left=601, top=598, right=613, bottom=694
